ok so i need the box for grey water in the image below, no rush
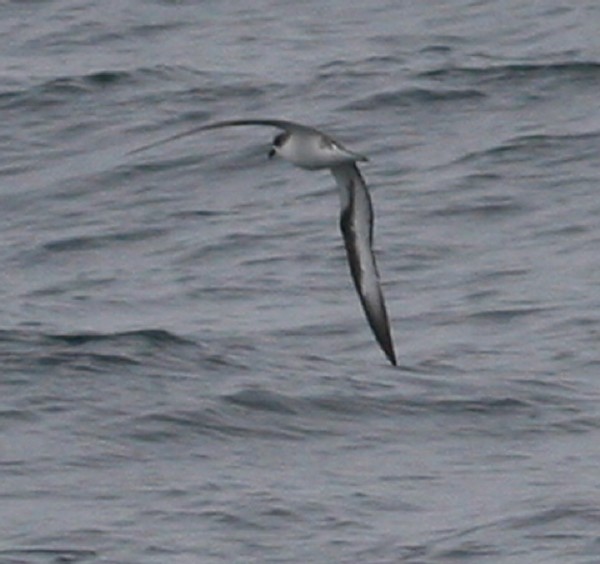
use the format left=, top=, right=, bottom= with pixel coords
left=2, top=1, right=600, bottom=562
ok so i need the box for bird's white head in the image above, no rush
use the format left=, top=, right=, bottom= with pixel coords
left=267, top=131, right=288, bottom=160
left=268, top=130, right=367, bottom=170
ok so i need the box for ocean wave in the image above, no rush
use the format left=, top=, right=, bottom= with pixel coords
left=452, top=131, right=600, bottom=167
left=0, top=65, right=270, bottom=113
left=41, top=228, right=167, bottom=253
left=343, top=86, right=485, bottom=111
left=419, top=60, right=600, bottom=85
left=0, top=328, right=200, bottom=376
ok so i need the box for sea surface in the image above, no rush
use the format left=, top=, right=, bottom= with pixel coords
left=2, top=1, right=600, bottom=562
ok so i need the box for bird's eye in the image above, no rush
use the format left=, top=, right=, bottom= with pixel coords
left=273, top=132, right=286, bottom=147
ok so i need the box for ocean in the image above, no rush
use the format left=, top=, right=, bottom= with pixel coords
left=2, top=0, right=600, bottom=562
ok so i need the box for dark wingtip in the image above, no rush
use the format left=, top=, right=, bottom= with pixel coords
left=377, top=322, right=397, bottom=366
left=385, top=347, right=398, bottom=366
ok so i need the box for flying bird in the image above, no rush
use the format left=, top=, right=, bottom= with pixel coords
left=132, top=119, right=397, bottom=366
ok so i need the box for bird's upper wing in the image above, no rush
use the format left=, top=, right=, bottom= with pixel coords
left=332, top=163, right=397, bottom=366
left=129, top=119, right=321, bottom=155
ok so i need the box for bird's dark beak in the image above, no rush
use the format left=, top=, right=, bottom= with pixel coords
left=268, top=148, right=276, bottom=159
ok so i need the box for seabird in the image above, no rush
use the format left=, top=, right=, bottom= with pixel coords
left=132, top=119, right=397, bottom=366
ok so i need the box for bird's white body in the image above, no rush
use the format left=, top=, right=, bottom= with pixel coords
left=131, top=118, right=396, bottom=365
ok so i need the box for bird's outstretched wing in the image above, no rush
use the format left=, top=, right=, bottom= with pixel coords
left=129, top=119, right=319, bottom=155
left=333, top=163, right=397, bottom=366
